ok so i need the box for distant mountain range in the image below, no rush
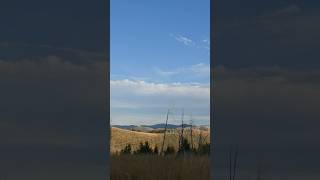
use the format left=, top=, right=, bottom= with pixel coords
left=112, top=123, right=209, bottom=130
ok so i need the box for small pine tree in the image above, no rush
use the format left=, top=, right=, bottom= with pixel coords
left=178, top=137, right=191, bottom=154
left=120, top=144, right=132, bottom=155
left=134, top=141, right=153, bottom=154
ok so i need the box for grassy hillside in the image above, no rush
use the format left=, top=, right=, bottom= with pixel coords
left=111, top=127, right=210, bottom=153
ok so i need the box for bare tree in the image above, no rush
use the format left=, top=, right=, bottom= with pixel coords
left=178, top=108, right=185, bottom=153
left=160, top=109, right=170, bottom=155
left=198, top=130, right=203, bottom=149
left=190, top=113, right=194, bottom=149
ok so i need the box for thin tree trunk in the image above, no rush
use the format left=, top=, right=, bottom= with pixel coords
left=160, top=109, right=170, bottom=155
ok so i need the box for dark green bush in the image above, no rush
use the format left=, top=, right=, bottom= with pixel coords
left=178, top=137, right=191, bottom=154
left=134, top=141, right=153, bottom=154
left=120, top=144, right=132, bottom=154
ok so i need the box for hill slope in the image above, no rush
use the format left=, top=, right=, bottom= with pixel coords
left=111, top=127, right=209, bottom=153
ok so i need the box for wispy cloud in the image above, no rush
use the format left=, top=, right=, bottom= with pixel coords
left=170, top=34, right=210, bottom=53
left=203, top=39, right=210, bottom=45
left=111, top=79, right=209, bottom=98
left=154, top=63, right=210, bottom=78
left=170, top=34, right=195, bottom=46
left=201, top=38, right=210, bottom=53
left=153, top=67, right=180, bottom=77
left=190, top=63, right=210, bottom=75
left=110, top=74, right=151, bottom=81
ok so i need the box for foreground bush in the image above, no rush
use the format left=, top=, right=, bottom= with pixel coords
left=120, top=144, right=132, bottom=155
left=134, top=141, right=153, bottom=154
left=118, top=138, right=210, bottom=156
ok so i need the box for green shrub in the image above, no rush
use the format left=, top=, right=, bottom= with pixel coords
left=178, top=137, right=191, bottom=154
left=120, top=144, right=132, bottom=154
left=134, top=141, right=153, bottom=154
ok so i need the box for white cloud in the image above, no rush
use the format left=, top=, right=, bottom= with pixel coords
left=203, top=39, right=210, bottom=45
left=110, top=74, right=151, bottom=81
left=170, top=34, right=210, bottom=53
left=202, top=38, right=210, bottom=52
left=153, top=67, right=180, bottom=77
left=171, top=34, right=195, bottom=46
left=190, top=63, right=210, bottom=76
left=111, top=79, right=209, bottom=98
left=154, top=63, right=210, bottom=78
left=110, top=79, right=210, bottom=125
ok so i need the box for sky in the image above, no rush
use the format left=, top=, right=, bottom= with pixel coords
left=110, top=0, right=210, bottom=125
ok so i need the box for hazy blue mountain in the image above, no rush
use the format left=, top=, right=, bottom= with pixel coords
left=112, top=124, right=193, bottom=130
left=145, top=124, right=192, bottom=129
left=112, top=125, right=138, bottom=130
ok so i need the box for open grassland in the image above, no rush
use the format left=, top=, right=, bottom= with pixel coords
left=111, top=154, right=209, bottom=180
left=111, top=127, right=210, bottom=153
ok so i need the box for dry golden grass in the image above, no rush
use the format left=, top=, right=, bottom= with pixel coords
left=111, top=154, right=209, bottom=180
left=111, top=127, right=210, bottom=153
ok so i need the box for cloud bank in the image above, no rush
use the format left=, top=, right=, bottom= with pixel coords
left=110, top=79, right=209, bottom=125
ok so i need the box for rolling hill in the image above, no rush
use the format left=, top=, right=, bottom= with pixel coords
left=110, top=127, right=210, bottom=153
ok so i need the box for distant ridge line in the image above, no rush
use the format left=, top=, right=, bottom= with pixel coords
left=112, top=123, right=210, bottom=130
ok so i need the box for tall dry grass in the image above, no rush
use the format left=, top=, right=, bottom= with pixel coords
left=111, top=127, right=210, bottom=153
left=111, top=154, right=209, bottom=180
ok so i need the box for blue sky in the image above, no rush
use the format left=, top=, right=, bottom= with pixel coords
left=110, top=0, right=210, bottom=125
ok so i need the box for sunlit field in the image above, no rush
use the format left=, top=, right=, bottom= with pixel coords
left=111, top=127, right=210, bottom=153
left=110, top=127, right=210, bottom=180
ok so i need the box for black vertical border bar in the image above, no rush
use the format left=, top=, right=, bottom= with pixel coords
left=106, top=0, right=110, bottom=179
left=210, top=0, right=215, bottom=179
